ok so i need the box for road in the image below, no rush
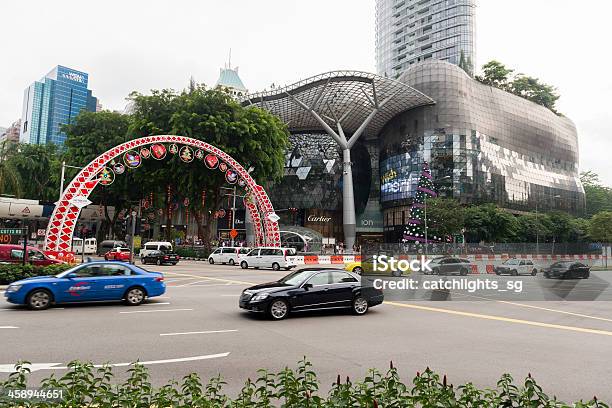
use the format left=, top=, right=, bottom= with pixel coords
left=1, top=261, right=612, bottom=402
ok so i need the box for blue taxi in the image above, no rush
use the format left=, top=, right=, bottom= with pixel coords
left=4, top=261, right=165, bottom=310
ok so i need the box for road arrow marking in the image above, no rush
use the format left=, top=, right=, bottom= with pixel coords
left=0, top=353, right=230, bottom=373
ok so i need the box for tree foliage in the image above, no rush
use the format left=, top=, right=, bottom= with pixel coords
left=589, top=211, right=612, bottom=242
left=580, top=170, right=612, bottom=217
left=128, top=85, right=289, bottom=242
left=476, top=60, right=560, bottom=113
left=426, top=198, right=465, bottom=238
left=5, top=143, right=62, bottom=202
left=0, top=141, right=22, bottom=197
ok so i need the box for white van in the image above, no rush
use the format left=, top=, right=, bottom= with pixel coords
left=140, top=241, right=173, bottom=260
left=208, top=247, right=251, bottom=265
left=72, top=238, right=97, bottom=255
left=239, top=247, right=297, bottom=271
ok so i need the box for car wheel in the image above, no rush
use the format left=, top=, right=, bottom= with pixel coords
left=124, top=287, right=146, bottom=306
left=353, top=266, right=363, bottom=274
left=391, top=270, right=402, bottom=277
left=512, top=269, right=519, bottom=276
left=583, top=272, right=590, bottom=279
left=27, top=289, right=52, bottom=310
left=531, top=269, right=537, bottom=276
left=208, top=258, right=214, bottom=264
left=269, top=299, right=289, bottom=320
left=460, top=268, right=468, bottom=276
left=157, top=259, right=162, bottom=266
left=229, top=259, right=235, bottom=265
left=272, top=262, right=280, bottom=271
left=240, top=261, right=248, bottom=269
left=352, top=296, right=369, bottom=315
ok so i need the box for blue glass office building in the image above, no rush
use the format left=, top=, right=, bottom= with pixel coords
left=20, top=66, right=98, bottom=145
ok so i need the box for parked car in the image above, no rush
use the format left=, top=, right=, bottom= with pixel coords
left=141, top=250, right=180, bottom=265
left=139, top=241, right=173, bottom=260
left=239, top=268, right=384, bottom=319
left=495, top=258, right=538, bottom=276
left=543, top=261, right=590, bottom=279
left=104, top=247, right=131, bottom=262
left=427, top=257, right=472, bottom=276
left=97, top=240, right=127, bottom=256
left=239, top=247, right=297, bottom=271
left=0, top=244, right=63, bottom=266
left=208, top=247, right=251, bottom=265
left=4, top=261, right=165, bottom=310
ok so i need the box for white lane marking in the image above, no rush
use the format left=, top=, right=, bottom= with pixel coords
left=0, top=363, right=61, bottom=373
left=174, top=280, right=211, bottom=287
left=160, top=329, right=238, bottom=337
left=0, top=308, right=65, bottom=312
left=0, top=353, right=230, bottom=373
left=142, top=302, right=171, bottom=306
left=119, top=308, right=193, bottom=314
left=0, top=326, right=19, bottom=329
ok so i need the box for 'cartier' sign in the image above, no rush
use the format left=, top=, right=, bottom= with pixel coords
left=308, top=215, right=332, bottom=223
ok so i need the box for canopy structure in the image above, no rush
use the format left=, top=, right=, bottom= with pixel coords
left=241, top=70, right=435, bottom=139
left=241, top=70, right=435, bottom=251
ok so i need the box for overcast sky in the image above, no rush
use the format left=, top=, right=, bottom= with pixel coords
left=1, top=0, right=610, bottom=185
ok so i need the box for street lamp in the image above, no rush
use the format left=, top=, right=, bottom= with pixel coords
left=59, top=161, right=84, bottom=200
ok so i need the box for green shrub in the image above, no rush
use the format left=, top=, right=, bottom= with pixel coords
left=0, top=264, right=72, bottom=285
left=0, top=358, right=607, bottom=407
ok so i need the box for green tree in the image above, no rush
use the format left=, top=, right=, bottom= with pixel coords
left=5, top=143, right=61, bottom=202
left=510, top=75, right=559, bottom=112
left=63, top=111, right=136, bottom=241
left=580, top=170, right=612, bottom=217
left=464, top=204, right=518, bottom=243
left=475, top=60, right=513, bottom=90
left=129, top=85, right=289, bottom=244
left=589, top=211, right=612, bottom=243
left=0, top=141, right=22, bottom=197
left=425, top=198, right=465, bottom=238
left=476, top=60, right=560, bottom=113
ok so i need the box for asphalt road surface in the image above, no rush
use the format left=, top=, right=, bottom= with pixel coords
left=2, top=261, right=612, bottom=402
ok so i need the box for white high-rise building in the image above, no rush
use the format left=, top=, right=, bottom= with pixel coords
left=375, top=0, right=476, bottom=78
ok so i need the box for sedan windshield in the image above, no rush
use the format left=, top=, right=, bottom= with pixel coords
left=278, top=270, right=313, bottom=286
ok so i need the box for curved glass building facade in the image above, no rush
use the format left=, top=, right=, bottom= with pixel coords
left=380, top=60, right=585, bottom=240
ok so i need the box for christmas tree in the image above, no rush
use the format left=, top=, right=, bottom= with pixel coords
left=402, top=161, right=441, bottom=243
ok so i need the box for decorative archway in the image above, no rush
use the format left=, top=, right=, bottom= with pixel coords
left=44, top=135, right=281, bottom=252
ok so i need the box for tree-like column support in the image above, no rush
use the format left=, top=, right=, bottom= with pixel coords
left=286, top=84, right=399, bottom=251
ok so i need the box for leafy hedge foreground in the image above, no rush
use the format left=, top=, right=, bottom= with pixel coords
left=0, top=359, right=607, bottom=407
left=0, top=264, right=72, bottom=285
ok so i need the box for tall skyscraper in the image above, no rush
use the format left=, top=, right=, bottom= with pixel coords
left=375, top=0, right=476, bottom=78
left=20, top=65, right=98, bottom=145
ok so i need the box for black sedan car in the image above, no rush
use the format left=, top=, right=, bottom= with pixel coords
left=239, top=268, right=384, bottom=320
left=141, top=250, right=180, bottom=265
left=542, top=261, right=590, bottom=279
